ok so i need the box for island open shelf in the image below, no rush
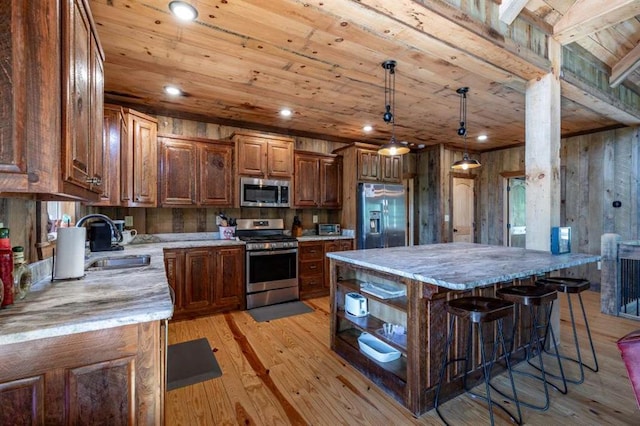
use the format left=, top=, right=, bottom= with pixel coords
left=327, top=243, right=600, bottom=417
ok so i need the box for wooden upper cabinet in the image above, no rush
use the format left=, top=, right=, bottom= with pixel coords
left=233, top=132, right=293, bottom=179
left=159, top=134, right=234, bottom=207
left=380, top=154, right=402, bottom=183
left=0, top=0, right=103, bottom=200
left=199, top=142, right=234, bottom=206
left=357, top=148, right=402, bottom=183
left=88, top=104, right=125, bottom=206
left=122, top=109, right=158, bottom=207
left=62, top=0, right=104, bottom=198
left=293, top=153, right=319, bottom=207
left=159, top=137, right=196, bottom=206
left=357, top=149, right=380, bottom=181
left=293, top=151, right=342, bottom=208
left=319, top=156, right=342, bottom=208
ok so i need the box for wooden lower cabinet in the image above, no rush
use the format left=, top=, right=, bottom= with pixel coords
left=0, top=322, right=164, bottom=425
left=299, top=239, right=354, bottom=299
left=164, top=245, right=245, bottom=320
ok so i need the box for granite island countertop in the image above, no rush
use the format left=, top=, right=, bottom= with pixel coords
left=327, top=242, right=600, bottom=290
left=0, top=238, right=245, bottom=346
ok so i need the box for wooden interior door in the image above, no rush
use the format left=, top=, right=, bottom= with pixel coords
left=452, top=177, right=475, bottom=242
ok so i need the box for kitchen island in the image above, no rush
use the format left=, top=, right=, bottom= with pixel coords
left=0, top=239, right=241, bottom=424
left=327, top=242, right=600, bottom=416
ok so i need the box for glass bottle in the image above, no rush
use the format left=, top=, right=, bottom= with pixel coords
left=0, top=228, right=13, bottom=307
left=13, top=246, right=32, bottom=300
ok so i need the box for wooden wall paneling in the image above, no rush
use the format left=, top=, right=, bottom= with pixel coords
left=586, top=133, right=604, bottom=283
left=612, top=128, right=635, bottom=238
left=563, top=135, right=579, bottom=235
left=603, top=132, right=616, bottom=234
left=417, top=146, right=441, bottom=244
left=632, top=128, right=640, bottom=238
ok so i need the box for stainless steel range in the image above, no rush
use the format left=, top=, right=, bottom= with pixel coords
left=236, top=218, right=298, bottom=309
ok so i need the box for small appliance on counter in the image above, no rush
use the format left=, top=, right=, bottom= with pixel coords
left=86, top=221, right=123, bottom=252
left=317, top=223, right=341, bottom=236
left=345, top=292, right=368, bottom=317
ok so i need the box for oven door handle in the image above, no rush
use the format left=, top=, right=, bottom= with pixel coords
left=248, top=248, right=298, bottom=256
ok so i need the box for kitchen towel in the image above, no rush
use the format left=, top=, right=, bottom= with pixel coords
left=167, top=338, right=222, bottom=391
left=53, top=227, right=86, bottom=280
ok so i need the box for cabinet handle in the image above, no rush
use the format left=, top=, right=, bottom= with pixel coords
left=86, top=176, right=102, bottom=185
left=309, top=265, right=317, bottom=270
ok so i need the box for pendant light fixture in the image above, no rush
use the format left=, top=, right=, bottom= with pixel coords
left=378, top=60, right=410, bottom=156
left=451, top=87, right=481, bottom=170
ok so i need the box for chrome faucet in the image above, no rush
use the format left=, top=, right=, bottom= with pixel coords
left=76, top=213, right=123, bottom=243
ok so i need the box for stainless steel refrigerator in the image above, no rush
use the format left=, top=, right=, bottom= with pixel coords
left=357, top=182, right=407, bottom=249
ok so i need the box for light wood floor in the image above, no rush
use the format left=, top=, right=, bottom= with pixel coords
left=166, top=291, right=640, bottom=425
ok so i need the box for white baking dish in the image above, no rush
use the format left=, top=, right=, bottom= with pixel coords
left=357, top=332, right=401, bottom=363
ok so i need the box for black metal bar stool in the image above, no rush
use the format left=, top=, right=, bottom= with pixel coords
left=434, top=296, right=522, bottom=426
left=496, top=285, right=567, bottom=411
left=536, top=277, right=599, bottom=384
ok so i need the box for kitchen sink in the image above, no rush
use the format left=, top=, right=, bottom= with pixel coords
left=86, top=254, right=151, bottom=270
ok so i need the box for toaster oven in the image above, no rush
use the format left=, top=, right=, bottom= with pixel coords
left=317, top=223, right=341, bottom=236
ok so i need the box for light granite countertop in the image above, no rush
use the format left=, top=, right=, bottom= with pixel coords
left=0, top=239, right=244, bottom=345
left=327, top=242, right=601, bottom=291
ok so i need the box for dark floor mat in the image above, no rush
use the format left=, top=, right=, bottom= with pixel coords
left=167, top=337, right=222, bottom=391
left=248, top=301, right=314, bottom=322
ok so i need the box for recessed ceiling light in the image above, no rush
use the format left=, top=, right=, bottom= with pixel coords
left=363, top=125, right=373, bottom=132
left=169, top=1, right=198, bottom=21
left=164, top=86, right=182, bottom=96
left=280, top=109, right=292, bottom=117
left=477, top=134, right=488, bottom=141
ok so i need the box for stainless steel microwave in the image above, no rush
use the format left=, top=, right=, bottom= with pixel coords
left=240, top=177, right=290, bottom=208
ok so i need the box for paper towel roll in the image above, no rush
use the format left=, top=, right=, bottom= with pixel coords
left=53, top=227, right=87, bottom=280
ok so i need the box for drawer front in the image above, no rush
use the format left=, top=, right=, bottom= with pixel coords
left=299, top=243, right=324, bottom=260
left=299, top=275, right=324, bottom=291
left=299, top=260, right=323, bottom=276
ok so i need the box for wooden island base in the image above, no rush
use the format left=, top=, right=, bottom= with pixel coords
left=328, top=243, right=600, bottom=416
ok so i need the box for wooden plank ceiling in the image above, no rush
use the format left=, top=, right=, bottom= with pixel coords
left=90, top=0, right=640, bottom=152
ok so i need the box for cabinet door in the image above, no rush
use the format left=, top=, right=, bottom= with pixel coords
left=319, top=156, right=342, bottom=208
left=90, top=105, right=122, bottom=206
left=128, top=112, right=158, bottom=207
left=267, top=140, right=294, bottom=177
left=163, top=249, right=184, bottom=316
left=67, top=356, right=136, bottom=422
left=357, top=149, right=380, bottom=181
left=199, top=143, right=234, bottom=206
left=160, top=138, right=196, bottom=206
left=293, top=154, right=319, bottom=207
left=212, top=247, right=244, bottom=310
left=89, top=33, right=104, bottom=194
left=0, top=376, right=45, bottom=423
left=237, top=136, right=266, bottom=176
left=381, top=154, right=402, bottom=183
left=63, top=0, right=93, bottom=192
left=184, top=248, right=212, bottom=312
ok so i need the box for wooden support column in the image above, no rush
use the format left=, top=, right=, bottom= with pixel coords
left=525, top=39, right=562, bottom=251
left=525, top=38, right=562, bottom=340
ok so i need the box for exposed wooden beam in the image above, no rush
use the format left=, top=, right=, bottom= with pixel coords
left=610, top=43, right=640, bottom=88
left=499, top=0, right=529, bottom=26
left=553, top=0, right=640, bottom=45
left=562, top=70, right=640, bottom=125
